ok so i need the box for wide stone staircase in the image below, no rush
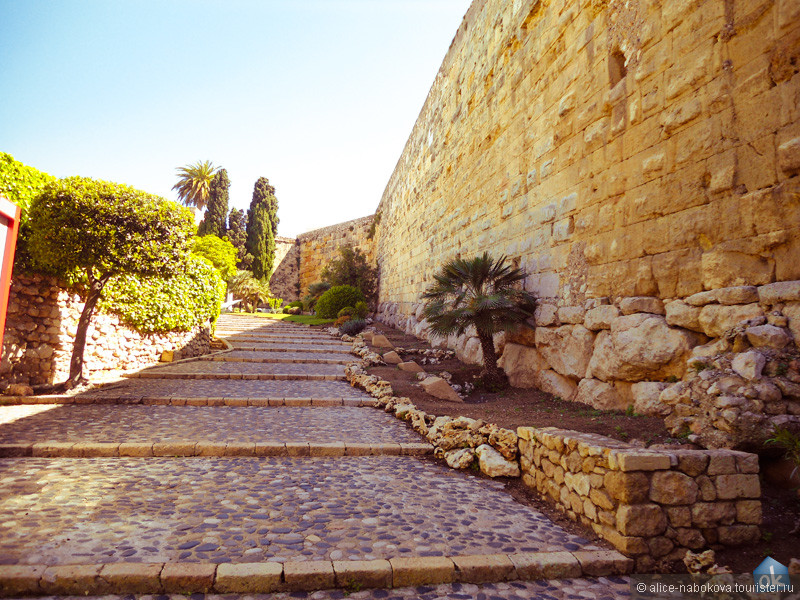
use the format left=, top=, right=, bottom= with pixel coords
left=0, top=314, right=631, bottom=598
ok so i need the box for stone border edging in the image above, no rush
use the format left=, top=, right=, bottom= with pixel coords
left=0, top=550, right=632, bottom=596
left=125, top=372, right=346, bottom=381
left=0, top=441, right=433, bottom=458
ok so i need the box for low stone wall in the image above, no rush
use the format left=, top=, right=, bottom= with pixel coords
left=518, top=427, right=761, bottom=571
left=1, top=274, right=211, bottom=387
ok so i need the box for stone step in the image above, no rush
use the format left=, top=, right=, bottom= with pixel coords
left=227, top=344, right=352, bottom=353
left=0, top=550, right=631, bottom=596
left=200, top=354, right=352, bottom=365
left=0, top=405, right=423, bottom=447
left=137, top=361, right=346, bottom=377
left=127, top=372, right=346, bottom=382
left=0, top=396, right=373, bottom=407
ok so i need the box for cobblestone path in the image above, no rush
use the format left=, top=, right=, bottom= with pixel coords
left=0, top=314, right=631, bottom=598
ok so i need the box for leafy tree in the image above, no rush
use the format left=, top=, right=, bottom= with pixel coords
left=227, top=270, right=271, bottom=312
left=315, top=285, right=365, bottom=319
left=421, top=253, right=537, bottom=388
left=192, top=235, right=237, bottom=280
left=225, top=208, right=251, bottom=268
left=172, top=160, right=218, bottom=211
left=28, top=176, right=195, bottom=388
left=198, top=168, right=229, bottom=237
left=246, top=177, right=279, bottom=279
left=320, top=246, right=378, bottom=303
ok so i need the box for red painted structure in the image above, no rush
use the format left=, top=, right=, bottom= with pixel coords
left=0, top=195, right=21, bottom=351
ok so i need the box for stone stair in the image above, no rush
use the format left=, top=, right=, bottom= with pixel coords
left=0, top=314, right=632, bottom=598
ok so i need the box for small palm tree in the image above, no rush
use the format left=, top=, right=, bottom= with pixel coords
left=422, top=253, right=537, bottom=388
left=172, top=160, right=218, bottom=211
left=227, top=270, right=271, bottom=312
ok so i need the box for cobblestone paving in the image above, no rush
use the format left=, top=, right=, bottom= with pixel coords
left=201, top=350, right=353, bottom=364
left=0, top=457, right=599, bottom=566
left=0, top=406, right=423, bottom=444
left=228, top=343, right=352, bottom=353
left=20, top=577, right=631, bottom=600
left=136, top=361, right=346, bottom=378
left=79, top=379, right=368, bottom=399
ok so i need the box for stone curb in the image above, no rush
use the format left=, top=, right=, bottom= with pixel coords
left=228, top=346, right=352, bottom=353
left=200, top=356, right=352, bottom=365
left=0, top=441, right=433, bottom=458
left=0, top=550, right=632, bottom=596
left=125, top=372, right=346, bottom=382
left=0, top=396, right=372, bottom=407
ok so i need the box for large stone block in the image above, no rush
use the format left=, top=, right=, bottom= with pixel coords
left=616, top=504, right=667, bottom=537
left=649, top=471, right=699, bottom=505
left=575, top=378, right=628, bottom=410
left=498, top=343, right=550, bottom=388
left=697, top=303, right=765, bottom=338
left=537, top=369, right=579, bottom=401
left=535, top=325, right=595, bottom=380
left=588, top=314, right=700, bottom=382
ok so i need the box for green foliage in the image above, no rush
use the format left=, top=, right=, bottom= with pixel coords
left=422, top=252, right=536, bottom=386
left=304, top=281, right=331, bottom=310
left=246, top=177, right=279, bottom=280
left=268, top=297, right=283, bottom=310
left=192, top=235, right=237, bottom=280
left=320, top=246, right=378, bottom=303
left=0, top=152, right=56, bottom=217
left=225, top=208, right=249, bottom=267
left=227, top=270, right=271, bottom=312
left=315, top=285, right=366, bottom=319
left=172, top=160, right=218, bottom=211
left=100, top=255, right=225, bottom=333
left=766, top=426, right=800, bottom=482
left=340, top=319, right=367, bottom=336
left=28, top=177, right=195, bottom=282
left=198, top=168, right=229, bottom=237
left=366, top=211, right=381, bottom=240
left=338, top=306, right=355, bottom=318
left=354, top=300, right=368, bottom=319
left=287, top=300, right=304, bottom=310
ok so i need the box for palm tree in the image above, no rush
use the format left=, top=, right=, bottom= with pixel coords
left=172, top=160, right=218, bottom=211
left=227, top=270, right=271, bottom=312
left=422, top=253, right=537, bottom=388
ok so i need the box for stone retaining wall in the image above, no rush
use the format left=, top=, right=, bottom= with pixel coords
left=517, top=426, right=761, bottom=571
left=297, top=215, right=376, bottom=299
left=1, top=274, right=211, bottom=387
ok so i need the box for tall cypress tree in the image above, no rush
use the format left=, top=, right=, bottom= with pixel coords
left=226, top=208, right=250, bottom=268
left=198, top=168, right=229, bottom=237
left=246, top=177, right=278, bottom=280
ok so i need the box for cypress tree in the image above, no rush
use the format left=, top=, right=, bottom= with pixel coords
left=226, top=208, right=249, bottom=267
left=246, top=177, right=278, bottom=280
left=198, top=168, right=229, bottom=237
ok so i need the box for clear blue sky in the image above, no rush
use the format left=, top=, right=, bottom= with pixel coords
left=0, top=0, right=471, bottom=237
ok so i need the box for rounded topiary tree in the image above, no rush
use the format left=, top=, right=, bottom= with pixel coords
left=314, top=285, right=365, bottom=319
left=28, top=176, right=196, bottom=388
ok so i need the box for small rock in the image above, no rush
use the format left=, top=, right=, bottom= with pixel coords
left=420, top=377, right=463, bottom=403
left=731, top=351, right=766, bottom=380
left=619, top=296, right=665, bottom=315
left=475, top=444, right=520, bottom=477
left=789, top=558, right=800, bottom=575
left=383, top=351, right=402, bottom=364
left=371, top=334, right=394, bottom=348
left=444, top=448, right=475, bottom=469
left=684, top=549, right=716, bottom=574
left=415, top=372, right=428, bottom=381
left=5, top=384, right=34, bottom=396
left=397, top=361, right=424, bottom=373
left=745, top=324, right=792, bottom=349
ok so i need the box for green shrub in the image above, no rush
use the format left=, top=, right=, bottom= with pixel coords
left=192, top=235, right=237, bottom=280
left=340, top=319, right=367, bottom=336
left=315, top=285, right=366, bottom=319
left=354, top=300, right=368, bottom=319
left=100, top=255, right=225, bottom=333
left=320, top=246, right=377, bottom=302
left=338, top=306, right=355, bottom=318
left=287, top=300, right=304, bottom=310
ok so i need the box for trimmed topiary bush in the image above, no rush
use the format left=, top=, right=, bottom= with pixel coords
left=354, top=300, right=368, bottom=319
left=340, top=319, right=367, bottom=336
left=315, top=285, right=365, bottom=319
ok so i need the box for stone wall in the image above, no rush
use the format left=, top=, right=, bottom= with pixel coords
left=1, top=274, right=211, bottom=387
left=372, top=0, right=800, bottom=439
left=518, top=426, right=761, bottom=571
left=269, top=236, right=300, bottom=302
left=297, top=215, right=376, bottom=299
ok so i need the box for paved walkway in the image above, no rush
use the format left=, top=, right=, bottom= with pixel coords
left=0, top=314, right=631, bottom=597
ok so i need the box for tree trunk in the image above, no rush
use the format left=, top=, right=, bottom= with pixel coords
left=65, top=279, right=106, bottom=389
left=478, top=332, right=506, bottom=389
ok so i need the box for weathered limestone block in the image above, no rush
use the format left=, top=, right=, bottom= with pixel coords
left=616, top=504, right=667, bottom=537
left=631, top=382, right=671, bottom=416
left=584, top=305, right=620, bottom=331
left=445, top=448, right=475, bottom=469
left=534, top=304, right=559, bottom=327
left=783, top=302, right=800, bottom=343
left=457, top=336, right=483, bottom=365
left=575, top=378, right=628, bottom=410
left=398, top=361, right=424, bottom=373
left=588, top=314, right=700, bottom=382
left=535, top=325, right=595, bottom=380
left=731, top=351, right=766, bottom=380
left=537, top=369, right=578, bottom=401
left=604, top=471, right=650, bottom=504
left=498, top=343, right=549, bottom=387
left=372, top=334, right=393, bottom=348
left=745, top=325, right=792, bottom=349
left=558, top=306, right=586, bottom=324
left=701, top=250, right=775, bottom=289
left=758, top=281, right=800, bottom=304
left=649, top=471, right=699, bottom=505
left=476, top=444, right=520, bottom=477
left=665, top=301, right=703, bottom=332
left=619, top=297, right=665, bottom=316
left=383, top=351, right=402, bottom=364
left=698, top=304, right=765, bottom=338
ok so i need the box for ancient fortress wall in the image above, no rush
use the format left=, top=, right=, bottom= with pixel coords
left=297, top=215, right=376, bottom=299
left=372, top=0, right=800, bottom=433
left=269, top=236, right=301, bottom=302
